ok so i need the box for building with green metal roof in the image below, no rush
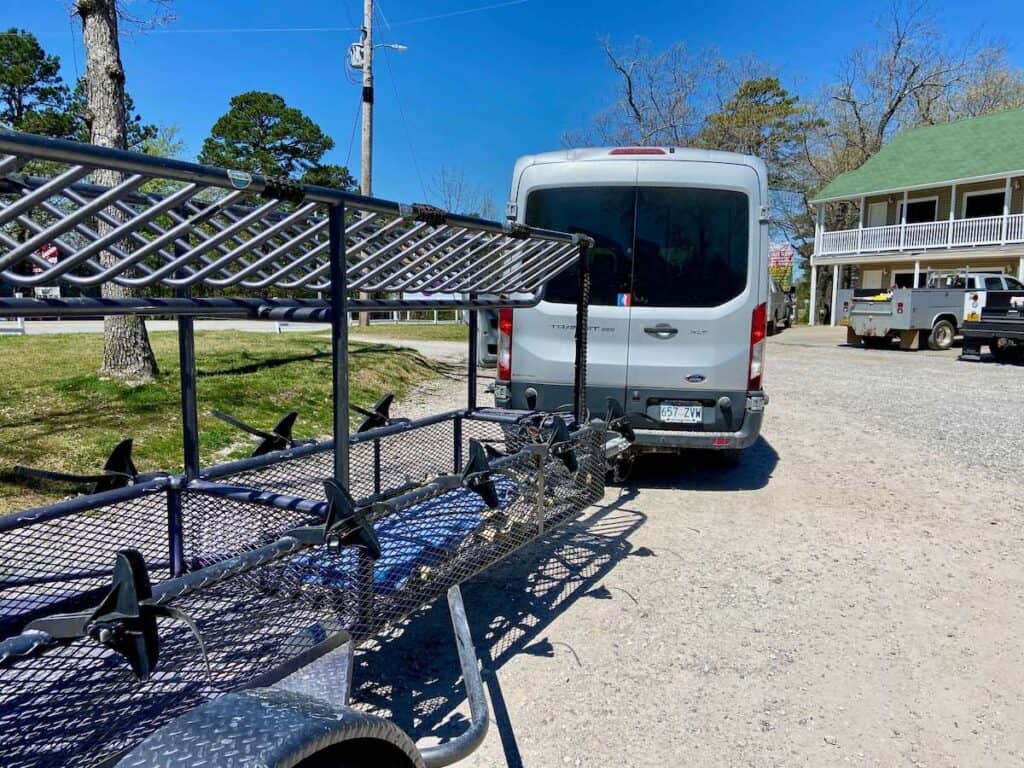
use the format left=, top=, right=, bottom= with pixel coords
left=809, top=109, right=1024, bottom=326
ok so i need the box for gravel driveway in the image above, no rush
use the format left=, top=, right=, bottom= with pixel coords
left=352, top=326, right=1023, bottom=767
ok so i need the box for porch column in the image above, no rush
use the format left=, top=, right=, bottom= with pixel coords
left=1002, top=176, right=1012, bottom=245
left=858, top=196, right=865, bottom=253
left=948, top=183, right=957, bottom=247
left=1018, top=256, right=1023, bottom=281
left=913, top=260, right=921, bottom=288
left=809, top=263, right=818, bottom=327
left=899, top=190, right=908, bottom=250
left=830, top=265, right=839, bottom=327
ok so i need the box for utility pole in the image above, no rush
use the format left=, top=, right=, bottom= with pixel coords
left=358, top=0, right=374, bottom=326
left=361, top=0, right=374, bottom=199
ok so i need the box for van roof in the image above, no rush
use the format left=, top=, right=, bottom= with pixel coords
left=516, top=146, right=766, bottom=170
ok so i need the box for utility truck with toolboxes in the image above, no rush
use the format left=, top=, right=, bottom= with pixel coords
left=846, top=271, right=1024, bottom=350
left=494, top=146, right=770, bottom=475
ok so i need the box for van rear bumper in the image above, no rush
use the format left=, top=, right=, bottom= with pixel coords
left=633, top=403, right=764, bottom=451
left=495, top=381, right=766, bottom=451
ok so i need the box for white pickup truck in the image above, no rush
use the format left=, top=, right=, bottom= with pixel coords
left=845, top=272, right=1024, bottom=350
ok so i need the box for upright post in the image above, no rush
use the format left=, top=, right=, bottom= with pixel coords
left=329, top=203, right=350, bottom=488
left=809, top=264, right=818, bottom=327
left=572, top=241, right=591, bottom=423
left=1001, top=176, right=1012, bottom=245
left=171, top=284, right=199, bottom=576
left=357, top=0, right=374, bottom=328
left=830, top=266, right=839, bottom=327
left=899, top=190, right=908, bottom=250
left=467, top=303, right=478, bottom=411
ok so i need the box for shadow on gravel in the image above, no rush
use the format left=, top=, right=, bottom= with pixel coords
left=622, top=435, right=778, bottom=492
left=350, top=494, right=646, bottom=767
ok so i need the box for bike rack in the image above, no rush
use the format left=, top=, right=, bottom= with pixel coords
left=0, top=128, right=603, bottom=767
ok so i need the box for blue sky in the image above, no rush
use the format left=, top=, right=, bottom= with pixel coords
left=3, top=0, right=1023, bottom=210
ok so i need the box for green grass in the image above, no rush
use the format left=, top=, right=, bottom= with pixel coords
left=349, top=322, right=468, bottom=342
left=0, top=331, right=449, bottom=514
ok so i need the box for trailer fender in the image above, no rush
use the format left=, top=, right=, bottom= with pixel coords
left=117, top=688, right=424, bottom=768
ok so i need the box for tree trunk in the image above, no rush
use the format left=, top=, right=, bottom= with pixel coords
left=77, top=0, right=159, bottom=382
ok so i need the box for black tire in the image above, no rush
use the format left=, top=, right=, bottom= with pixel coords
left=928, top=319, right=956, bottom=351
left=607, top=455, right=635, bottom=484
left=767, top=320, right=776, bottom=336
left=990, top=338, right=1022, bottom=363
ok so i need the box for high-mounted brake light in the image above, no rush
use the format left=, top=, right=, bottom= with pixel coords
left=497, top=308, right=513, bottom=381
left=609, top=147, right=667, bottom=155
left=749, top=302, right=767, bottom=391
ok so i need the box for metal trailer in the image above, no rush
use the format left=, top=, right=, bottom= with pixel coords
left=960, top=290, right=1024, bottom=363
left=0, top=129, right=619, bottom=768
left=846, top=288, right=967, bottom=351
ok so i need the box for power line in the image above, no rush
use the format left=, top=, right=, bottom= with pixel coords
left=147, top=0, right=529, bottom=34
left=375, top=9, right=427, bottom=200
left=389, top=0, right=527, bottom=28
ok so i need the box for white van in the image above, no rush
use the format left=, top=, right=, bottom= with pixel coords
left=494, top=146, right=770, bottom=464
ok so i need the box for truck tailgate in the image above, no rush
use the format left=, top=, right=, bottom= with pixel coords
left=849, top=296, right=895, bottom=336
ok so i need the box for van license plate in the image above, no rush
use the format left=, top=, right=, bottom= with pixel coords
left=659, top=404, right=702, bottom=424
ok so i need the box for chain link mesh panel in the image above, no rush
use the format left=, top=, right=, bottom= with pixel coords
left=0, top=489, right=171, bottom=642
left=0, top=412, right=605, bottom=767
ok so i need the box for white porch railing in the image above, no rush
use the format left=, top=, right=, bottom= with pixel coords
left=818, top=213, right=1024, bottom=256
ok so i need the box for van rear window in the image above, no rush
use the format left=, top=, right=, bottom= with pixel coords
left=525, top=187, right=634, bottom=306
left=526, top=185, right=749, bottom=307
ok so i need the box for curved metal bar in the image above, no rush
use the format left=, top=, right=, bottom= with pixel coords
left=419, top=585, right=489, bottom=768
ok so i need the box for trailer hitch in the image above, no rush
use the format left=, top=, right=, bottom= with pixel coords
left=351, top=392, right=410, bottom=433
left=212, top=409, right=313, bottom=457
left=12, top=439, right=166, bottom=494
left=604, top=398, right=636, bottom=443
left=25, top=549, right=208, bottom=681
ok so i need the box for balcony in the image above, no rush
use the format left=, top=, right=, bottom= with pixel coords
left=818, top=213, right=1024, bottom=257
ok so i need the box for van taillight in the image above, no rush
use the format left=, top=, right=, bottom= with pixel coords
left=749, top=302, right=767, bottom=391
left=497, top=308, right=513, bottom=381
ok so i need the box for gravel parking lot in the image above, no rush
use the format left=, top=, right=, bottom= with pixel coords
left=353, top=326, right=1024, bottom=767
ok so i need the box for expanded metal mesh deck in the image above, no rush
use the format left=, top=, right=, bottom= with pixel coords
left=0, top=130, right=580, bottom=298
left=0, top=411, right=605, bottom=768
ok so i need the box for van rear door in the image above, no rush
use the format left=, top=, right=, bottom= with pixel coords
left=624, top=161, right=762, bottom=429
left=515, top=160, right=637, bottom=415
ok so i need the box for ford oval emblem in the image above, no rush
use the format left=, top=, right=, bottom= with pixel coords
left=686, top=374, right=706, bottom=383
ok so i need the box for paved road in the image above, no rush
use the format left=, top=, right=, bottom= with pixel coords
left=353, top=325, right=1024, bottom=767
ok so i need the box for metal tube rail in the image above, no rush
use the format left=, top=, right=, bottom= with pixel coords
left=0, top=295, right=549, bottom=319
left=419, top=585, right=490, bottom=768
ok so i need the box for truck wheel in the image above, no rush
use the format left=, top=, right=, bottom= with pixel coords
left=767, top=319, right=776, bottom=336
left=928, top=319, right=955, bottom=350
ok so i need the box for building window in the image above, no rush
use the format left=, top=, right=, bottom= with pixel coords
left=898, top=198, right=938, bottom=223
left=962, top=190, right=1004, bottom=219
left=867, top=201, right=888, bottom=227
